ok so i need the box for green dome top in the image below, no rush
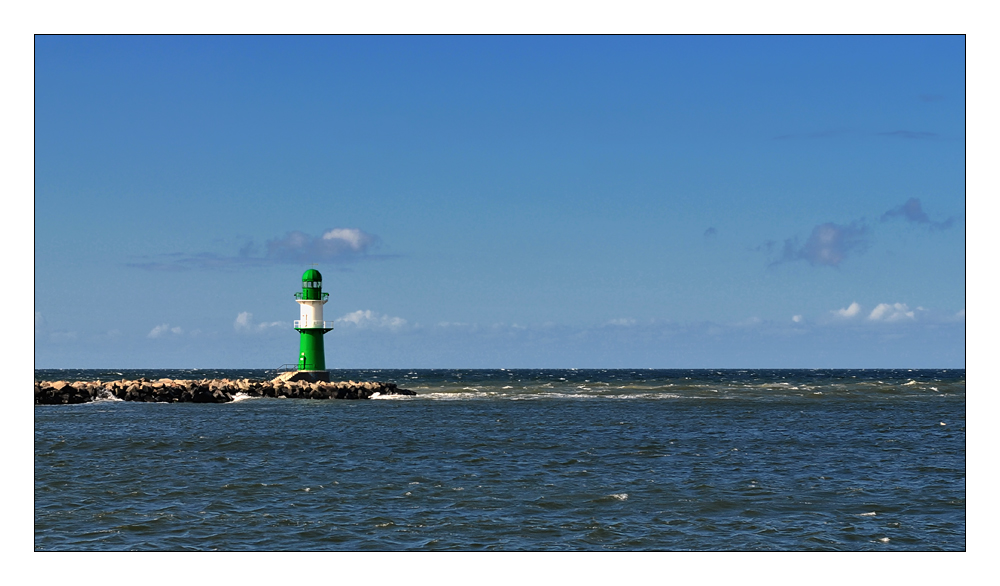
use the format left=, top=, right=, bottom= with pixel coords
left=302, top=269, right=322, bottom=282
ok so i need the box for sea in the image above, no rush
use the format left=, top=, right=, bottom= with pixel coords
left=34, top=368, right=965, bottom=551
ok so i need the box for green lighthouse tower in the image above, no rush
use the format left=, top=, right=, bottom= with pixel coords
left=293, top=269, right=334, bottom=382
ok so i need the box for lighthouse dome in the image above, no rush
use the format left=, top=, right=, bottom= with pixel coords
left=302, top=269, right=322, bottom=282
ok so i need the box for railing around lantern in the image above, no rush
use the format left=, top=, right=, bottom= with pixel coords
left=294, top=320, right=335, bottom=329
left=294, top=292, right=330, bottom=301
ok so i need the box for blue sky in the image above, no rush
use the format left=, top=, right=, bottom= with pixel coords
left=34, top=35, right=965, bottom=368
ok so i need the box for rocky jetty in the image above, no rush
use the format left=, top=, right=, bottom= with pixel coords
left=34, top=376, right=416, bottom=405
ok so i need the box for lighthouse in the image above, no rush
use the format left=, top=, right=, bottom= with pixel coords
left=293, top=268, right=334, bottom=382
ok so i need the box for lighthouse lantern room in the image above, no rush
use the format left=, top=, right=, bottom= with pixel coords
left=293, top=268, right=333, bottom=381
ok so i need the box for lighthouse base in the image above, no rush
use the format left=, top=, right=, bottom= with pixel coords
left=275, top=370, right=331, bottom=383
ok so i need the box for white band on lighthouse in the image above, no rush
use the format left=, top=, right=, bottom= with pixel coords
left=296, top=297, right=328, bottom=328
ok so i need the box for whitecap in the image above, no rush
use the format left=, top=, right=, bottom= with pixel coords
left=369, top=393, right=411, bottom=400
left=404, top=392, right=485, bottom=401
left=230, top=392, right=256, bottom=402
left=609, top=493, right=628, bottom=501
left=859, top=512, right=877, bottom=516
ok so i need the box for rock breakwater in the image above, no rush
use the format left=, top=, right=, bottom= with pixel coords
left=34, top=376, right=416, bottom=405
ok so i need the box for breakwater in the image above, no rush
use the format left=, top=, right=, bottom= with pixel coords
left=34, top=376, right=416, bottom=404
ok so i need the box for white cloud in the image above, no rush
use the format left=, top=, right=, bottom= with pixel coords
left=322, top=228, right=373, bottom=251
left=336, top=310, right=407, bottom=330
left=607, top=318, right=637, bottom=326
left=235, top=311, right=285, bottom=333
left=149, top=323, right=183, bottom=338
left=35, top=311, right=45, bottom=332
left=835, top=302, right=861, bottom=318
left=234, top=312, right=253, bottom=330
left=132, top=227, right=384, bottom=271
left=264, top=228, right=379, bottom=263
left=792, top=315, right=803, bottom=323
left=773, top=222, right=870, bottom=267
left=956, top=309, right=965, bottom=320
left=868, top=303, right=915, bottom=322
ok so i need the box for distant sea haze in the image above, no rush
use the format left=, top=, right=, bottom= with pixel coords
left=35, top=369, right=965, bottom=550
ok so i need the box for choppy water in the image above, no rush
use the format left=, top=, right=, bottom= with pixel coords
left=35, top=369, right=965, bottom=550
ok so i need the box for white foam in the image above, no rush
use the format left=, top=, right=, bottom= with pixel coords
left=396, top=391, right=493, bottom=400
left=369, top=394, right=411, bottom=400
left=230, top=392, right=256, bottom=402
left=903, top=380, right=917, bottom=386
left=859, top=512, right=877, bottom=516
left=609, top=493, right=628, bottom=501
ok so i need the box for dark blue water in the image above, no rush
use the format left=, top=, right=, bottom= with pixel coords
left=34, top=369, right=965, bottom=550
